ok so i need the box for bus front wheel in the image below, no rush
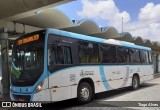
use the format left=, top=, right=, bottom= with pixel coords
left=132, top=75, right=140, bottom=90
left=77, top=82, right=92, bottom=104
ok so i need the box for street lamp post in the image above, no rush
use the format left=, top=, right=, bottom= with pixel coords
left=121, top=17, right=124, bottom=37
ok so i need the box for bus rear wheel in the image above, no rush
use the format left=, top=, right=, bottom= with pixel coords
left=132, top=75, right=140, bottom=90
left=77, top=82, right=92, bottom=104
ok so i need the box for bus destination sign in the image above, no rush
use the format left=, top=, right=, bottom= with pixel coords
left=17, top=34, right=39, bottom=45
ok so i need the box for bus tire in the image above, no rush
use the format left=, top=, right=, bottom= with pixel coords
left=77, top=82, right=92, bottom=104
left=132, top=75, right=140, bottom=90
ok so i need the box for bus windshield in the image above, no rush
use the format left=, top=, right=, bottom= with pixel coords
left=11, top=43, right=44, bottom=86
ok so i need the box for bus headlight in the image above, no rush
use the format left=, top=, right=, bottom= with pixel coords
left=34, top=81, right=44, bottom=93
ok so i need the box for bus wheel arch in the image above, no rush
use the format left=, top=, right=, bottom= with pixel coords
left=132, top=73, right=140, bottom=90
left=77, top=78, right=95, bottom=103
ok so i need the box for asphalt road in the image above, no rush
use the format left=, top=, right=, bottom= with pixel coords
left=46, top=78, right=160, bottom=110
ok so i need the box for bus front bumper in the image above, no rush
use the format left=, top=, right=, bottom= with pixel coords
left=10, top=92, right=33, bottom=102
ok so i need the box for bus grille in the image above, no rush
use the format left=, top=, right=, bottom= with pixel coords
left=13, top=95, right=31, bottom=102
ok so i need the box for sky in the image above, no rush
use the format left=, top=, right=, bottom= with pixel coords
left=55, top=0, right=160, bottom=41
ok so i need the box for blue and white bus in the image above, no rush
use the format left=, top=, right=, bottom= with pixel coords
left=10, top=29, right=154, bottom=103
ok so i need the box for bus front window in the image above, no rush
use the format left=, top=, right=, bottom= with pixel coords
left=11, top=44, right=44, bottom=86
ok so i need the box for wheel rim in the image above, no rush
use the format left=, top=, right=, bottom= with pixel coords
left=133, top=77, right=138, bottom=88
left=80, top=87, right=90, bottom=101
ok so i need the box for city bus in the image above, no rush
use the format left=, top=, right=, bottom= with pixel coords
left=10, top=29, right=154, bottom=103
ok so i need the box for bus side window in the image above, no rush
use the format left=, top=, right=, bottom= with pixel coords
left=100, top=44, right=117, bottom=64
left=117, top=47, right=129, bottom=63
left=62, top=46, right=72, bottom=64
left=145, top=51, right=149, bottom=63
left=57, top=46, right=63, bottom=64
left=130, top=49, right=140, bottom=64
left=148, top=51, right=153, bottom=63
left=57, top=45, right=72, bottom=64
left=140, top=50, right=149, bottom=64
left=48, top=44, right=56, bottom=67
left=79, top=41, right=90, bottom=63
left=78, top=41, right=99, bottom=64
left=91, top=43, right=99, bottom=63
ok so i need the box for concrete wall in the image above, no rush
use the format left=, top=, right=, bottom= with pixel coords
left=0, top=20, right=42, bottom=35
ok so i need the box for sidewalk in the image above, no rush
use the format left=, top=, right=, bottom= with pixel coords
left=154, top=73, right=160, bottom=79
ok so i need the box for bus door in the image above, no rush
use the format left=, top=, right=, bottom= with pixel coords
left=117, top=47, right=130, bottom=88
left=117, top=65, right=130, bottom=88
left=48, top=35, right=75, bottom=101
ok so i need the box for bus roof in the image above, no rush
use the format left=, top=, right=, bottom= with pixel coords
left=46, top=29, right=151, bottom=51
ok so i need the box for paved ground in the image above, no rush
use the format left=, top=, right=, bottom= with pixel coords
left=52, top=78, right=160, bottom=110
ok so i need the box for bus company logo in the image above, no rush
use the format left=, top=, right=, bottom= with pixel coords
left=80, top=70, right=85, bottom=77
left=80, top=70, right=94, bottom=77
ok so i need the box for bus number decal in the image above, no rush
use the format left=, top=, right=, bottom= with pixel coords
left=70, top=74, right=76, bottom=82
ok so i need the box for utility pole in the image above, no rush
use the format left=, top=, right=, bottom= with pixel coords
left=121, top=17, right=124, bottom=37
